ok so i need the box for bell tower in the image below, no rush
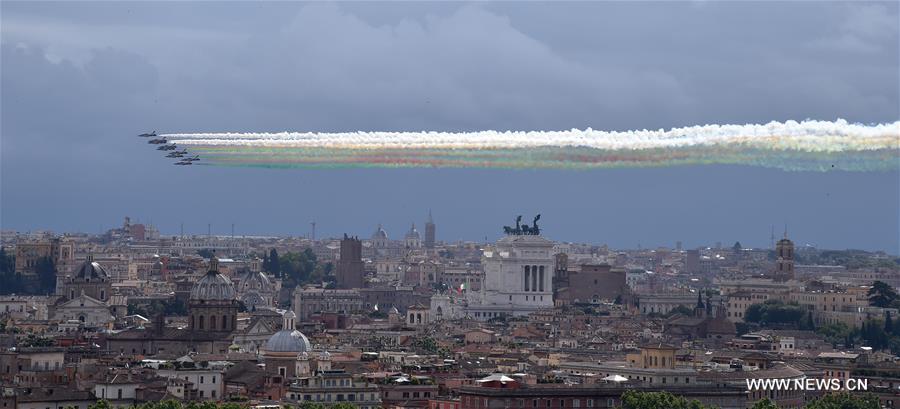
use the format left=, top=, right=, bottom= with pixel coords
left=774, top=228, right=794, bottom=281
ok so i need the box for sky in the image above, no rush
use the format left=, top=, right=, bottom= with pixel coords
left=1, top=1, right=898, bottom=252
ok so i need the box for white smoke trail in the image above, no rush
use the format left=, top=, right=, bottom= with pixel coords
left=163, top=119, right=898, bottom=152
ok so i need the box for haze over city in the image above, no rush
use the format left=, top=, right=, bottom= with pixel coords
left=2, top=3, right=900, bottom=409
left=2, top=2, right=899, bottom=251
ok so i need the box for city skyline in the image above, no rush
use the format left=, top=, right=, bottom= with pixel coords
left=2, top=2, right=897, bottom=253
left=1, top=2, right=898, bottom=407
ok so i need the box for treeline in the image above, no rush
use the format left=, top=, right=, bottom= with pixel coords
left=620, top=391, right=879, bottom=409
left=82, top=391, right=880, bottom=409
left=817, top=313, right=900, bottom=353
left=0, top=247, right=56, bottom=295
left=744, top=300, right=809, bottom=326
left=195, top=248, right=334, bottom=287
left=791, top=249, right=900, bottom=270
left=261, top=248, right=333, bottom=287
left=87, top=401, right=359, bottom=409
left=128, top=298, right=189, bottom=317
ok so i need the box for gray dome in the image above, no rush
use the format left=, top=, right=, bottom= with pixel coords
left=372, top=224, right=388, bottom=239
left=75, top=259, right=109, bottom=280
left=265, top=329, right=311, bottom=353
left=190, top=271, right=236, bottom=301
left=240, top=271, right=273, bottom=292
left=405, top=223, right=420, bottom=239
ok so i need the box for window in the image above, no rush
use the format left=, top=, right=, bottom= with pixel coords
left=200, top=376, right=205, bottom=384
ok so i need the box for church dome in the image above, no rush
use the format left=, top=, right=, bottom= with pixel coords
left=240, top=270, right=273, bottom=292
left=265, top=310, right=311, bottom=353
left=405, top=223, right=420, bottom=239
left=75, top=255, right=109, bottom=280
left=190, top=258, right=236, bottom=301
left=372, top=224, right=389, bottom=239
left=265, top=330, right=312, bottom=353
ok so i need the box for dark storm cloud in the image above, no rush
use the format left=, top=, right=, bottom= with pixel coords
left=1, top=2, right=898, bottom=251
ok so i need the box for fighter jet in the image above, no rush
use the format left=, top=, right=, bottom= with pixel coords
left=157, top=144, right=177, bottom=151
left=166, top=150, right=188, bottom=158
left=138, top=131, right=157, bottom=137
left=148, top=137, right=167, bottom=144
left=183, top=155, right=200, bottom=162
left=174, top=161, right=193, bottom=166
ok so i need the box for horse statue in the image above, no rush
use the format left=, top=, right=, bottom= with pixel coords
left=521, top=224, right=531, bottom=235
left=532, top=214, right=541, bottom=235
left=515, top=215, right=523, bottom=235
left=503, top=226, right=514, bottom=235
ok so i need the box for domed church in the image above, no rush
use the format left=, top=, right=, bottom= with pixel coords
left=235, top=258, right=277, bottom=309
left=263, top=310, right=312, bottom=378
left=61, top=254, right=111, bottom=302
left=189, top=257, right=239, bottom=333
left=105, top=257, right=240, bottom=355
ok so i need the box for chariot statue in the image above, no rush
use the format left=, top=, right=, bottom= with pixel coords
left=503, top=214, right=542, bottom=236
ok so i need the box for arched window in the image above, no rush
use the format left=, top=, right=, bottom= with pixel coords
left=199, top=315, right=205, bottom=330
left=210, top=315, right=217, bottom=330
left=222, top=315, right=228, bottom=330
left=191, top=316, right=194, bottom=328
left=100, top=290, right=105, bottom=300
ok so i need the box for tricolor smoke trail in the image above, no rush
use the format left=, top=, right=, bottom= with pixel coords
left=160, top=119, right=899, bottom=171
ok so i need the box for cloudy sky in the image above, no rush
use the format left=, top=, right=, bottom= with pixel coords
left=1, top=2, right=898, bottom=251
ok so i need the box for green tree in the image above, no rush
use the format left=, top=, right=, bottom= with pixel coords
left=299, top=402, right=326, bottom=409
left=804, top=311, right=816, bottom=331
left=868, top=281, right=898, bottom=308
left=817, top=322, right=852, bottom=345
left=886, top=311, right=894, bottom=334
left=804, top=393, right=880, bottom=409
left=268, top=248, right=281, bottom=277
left=88, top=400, right=112, bottom=409
left=666, top=305, right=695, bottom=318
left=331, top=404, right=356, bottom=409
left=749, top=399, right=778, bottom=409
left=0, top=247, right=24, bottom=295
left=744, top=300, right=805, bottom=325
left=35, top=256, right=57, bottom=294
left=620, top=391, right=713, bottom=409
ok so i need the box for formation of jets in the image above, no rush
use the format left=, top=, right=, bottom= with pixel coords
left=138, top=131, right=200, bottom=166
